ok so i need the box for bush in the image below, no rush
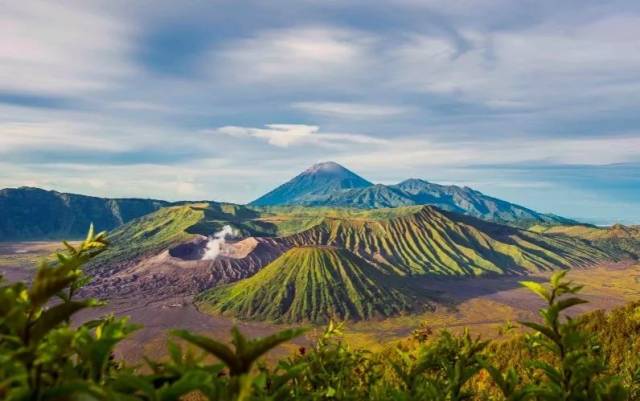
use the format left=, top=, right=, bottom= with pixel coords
left=0, top=229, right=636, bottom=400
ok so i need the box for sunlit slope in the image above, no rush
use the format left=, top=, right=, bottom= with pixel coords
left=88, top=204, right=206, bottom=271
left=198, top=246, right=427, bottom=323
left=89, top=202, right=271, bottom=271
left=531, top=224, right=640, bottom=259
left=284, top=206, right=608, bottom=276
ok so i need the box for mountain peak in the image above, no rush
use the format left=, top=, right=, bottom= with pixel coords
left=304, top=161, right=345, bottom=174
left=250, top=162, right=372, bottom=206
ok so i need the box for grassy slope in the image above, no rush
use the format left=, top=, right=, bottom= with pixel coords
left=198, top=246, right=427, bottom=323
left=89, top=202, right=282, bottom=271
left=89, top=204, right=206, bottom=271
left=530, top=224, right=640, bottom=259
left=284, top=207, right=609, bottom=276
left=255, top=206, right=423, bottom=236
left=91, top=204, right=612, bottom=277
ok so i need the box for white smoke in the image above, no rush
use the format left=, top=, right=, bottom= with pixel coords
left=201, top=225, right=236, bottom=261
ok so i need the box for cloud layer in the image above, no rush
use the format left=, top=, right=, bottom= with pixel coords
left=1, top=0, right=639, bottom=223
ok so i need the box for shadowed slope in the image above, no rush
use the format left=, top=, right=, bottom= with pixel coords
left=0, top=187, right=168, bottom=241
left=198, top=246, right=427, bottom=323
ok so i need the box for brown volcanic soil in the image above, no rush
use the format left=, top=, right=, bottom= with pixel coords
left=84, top=237, right=290, bottom=299
left=1, top=241, right=639, bottom=361
left=73, top=295, right=312, bottom=362
left=0, top=241, right=80, bottom=282
left=345, top=260, right=640, bottom=347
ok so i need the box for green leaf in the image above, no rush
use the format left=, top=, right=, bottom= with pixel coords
left=29, top=268, right=78, bottom=308
left=110, top=373, right=156, bottom=398
left=30, top=301, right=95, bottom=344
left=519, top=321, right=559, bottom=342
left=550, top=270, right=567, bottom=287
left=86, top=223, right=95, bottom=243
left=243, top=327, right=306, bottom=366
left=520, top=281, right=550, bottom=302
left=172, top=329, right=241, bottom=374
left=556, top=297, right=588, bottom=312
left=157, top=370, right=213, bottom=401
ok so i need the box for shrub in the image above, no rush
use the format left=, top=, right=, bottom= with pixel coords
left=0, top=230, right=636, bottom=400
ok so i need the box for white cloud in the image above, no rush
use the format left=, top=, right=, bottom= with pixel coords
left=0, top=1, right=135, bottom=95
left=292, top=101, right=413, bottom=119
left=389, top=16, right=640, bottom=111
left=211, top=27, right=375, bottom=87
left=340, top=134, right=640, bottom=169
left=0, top=121, right=127, bottom=152
left=212, top=124, right=388, bottom=148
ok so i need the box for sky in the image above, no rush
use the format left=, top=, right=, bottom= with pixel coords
left=1, top=0, right=639, bottom=224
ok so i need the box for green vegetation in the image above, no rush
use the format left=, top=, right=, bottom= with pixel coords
left=198, top=246, right=427, bottom=323
left=285, top=206, right=608, bottom=276
left=196, top=206, right=611, bottom=323
left=88, top=204, right=207, bottom=272
left=95, top=202, right=610, bottom=281
left=1, top=231, right=637, bottom=400
left=0, top=187, right=167, bottom=241
left=531, top=224, right=640, bottom=259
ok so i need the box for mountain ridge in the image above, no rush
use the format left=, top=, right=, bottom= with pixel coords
left=0, top=187, right=169, bottom=241
left=250, top=162, right=576, bottom=226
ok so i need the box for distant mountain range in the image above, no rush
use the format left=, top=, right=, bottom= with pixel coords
left=0, top=187, right=167, bottom=241
left=251, top=161, right=575, bottom=226
left=1, top=162, right=577, bottom=241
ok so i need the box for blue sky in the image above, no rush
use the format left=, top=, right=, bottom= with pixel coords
left=1, top=0, right=639, bottom=224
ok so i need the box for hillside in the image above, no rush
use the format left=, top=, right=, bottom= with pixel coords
left=283, top=206, right=608, bottom=276
left=198, top=246, right=427, bottom=323
left=250, top=162, right=575, bottom=226
left=88, top=202, right=273, bottom=272
left=0, top=187, right=168, bottom=241
left=531, top=224, right=640, bottom=259
left=81, top=202, right=616, bottom=306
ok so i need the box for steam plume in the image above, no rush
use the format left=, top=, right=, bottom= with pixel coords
left=202, top=225, right=235, bottom=260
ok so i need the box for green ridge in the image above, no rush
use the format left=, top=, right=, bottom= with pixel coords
left=89, top=204, right=207, bottom=271
left=284, top=206, right=609, bottom=276
left=89, top=202, right=282, bottom=271
left=0, top=187, right=168, bottom=241
left=531, top=224, right=640, bottom=259
left=198, top=246, right=427, bottom=323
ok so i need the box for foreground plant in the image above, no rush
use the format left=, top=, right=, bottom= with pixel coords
left=0, top=229, right=636, bottom=401
left=0, top=227, right=138, bottom=400
left=484, top=270, right=629, bottom=401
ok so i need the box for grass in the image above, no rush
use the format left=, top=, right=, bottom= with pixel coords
left=198, top=246, right=429, bottom=323
left=284, top=206, right=609, bottom=276
left=531, top=223, right=640, bottom=258
left=88, top=204, right=207, bottom=272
